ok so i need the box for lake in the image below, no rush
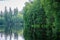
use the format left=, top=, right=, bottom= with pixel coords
left=0, top=33, right=24, bottom=40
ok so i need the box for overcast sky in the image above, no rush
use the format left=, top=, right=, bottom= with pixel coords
left=0, top=0, right=29, bottom=12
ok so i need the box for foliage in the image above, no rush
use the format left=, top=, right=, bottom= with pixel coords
left=23, top=0, right=47, bottom=40
left=23, top=0, right=60, bottom=40
left=0, top=7, right=23, bottom=34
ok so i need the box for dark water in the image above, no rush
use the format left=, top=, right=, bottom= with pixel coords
left=0, top=33, right=24, bottom=40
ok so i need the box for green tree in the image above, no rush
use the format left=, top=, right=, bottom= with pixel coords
left=14, top=8, right=18, bottom=16
left=23, top=0, right=47, bottom=40
left=40, top=0, right=60, bottom=40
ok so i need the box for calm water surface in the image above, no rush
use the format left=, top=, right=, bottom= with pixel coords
left=0, top=33, right=24, bottom=40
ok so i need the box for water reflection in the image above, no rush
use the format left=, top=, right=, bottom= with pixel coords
left=0, top=33, right=24, bottom=40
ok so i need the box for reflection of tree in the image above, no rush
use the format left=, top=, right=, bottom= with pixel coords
left=4, top=7, right=9, bottom=40
left=0, top=6, right=23, bottom=40
left=5, top=35, right=7, bottom=40
left=14, top=32, right=18, bottom=40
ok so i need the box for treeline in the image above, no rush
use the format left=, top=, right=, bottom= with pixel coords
left=23, top=0, right=60, bottom=40
left=0, top=7, right=23, bottom=34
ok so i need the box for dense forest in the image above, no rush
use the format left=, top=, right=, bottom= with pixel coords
left=0, top=0, right=60, bottom=40
left=23, top=0, right=60, bottom=40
